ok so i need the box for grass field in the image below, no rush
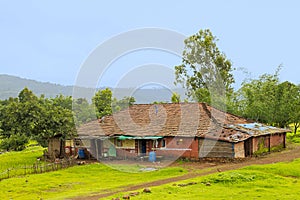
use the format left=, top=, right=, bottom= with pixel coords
left=0, top=162, right=187, bottom=200
left=106, top=158, right=300, bottom=200
left=0, top=142, right=44, bottom=172
left=2, top=135, right=300, bottom=200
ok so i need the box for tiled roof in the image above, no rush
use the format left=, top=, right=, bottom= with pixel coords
left=77, top=103, right=288, bottom=142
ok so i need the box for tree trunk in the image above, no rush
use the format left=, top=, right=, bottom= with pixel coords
left=294, top=123, right=299, bottom=135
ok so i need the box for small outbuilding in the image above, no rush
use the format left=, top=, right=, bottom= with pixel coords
left=47, top=134, right=65, bottom=159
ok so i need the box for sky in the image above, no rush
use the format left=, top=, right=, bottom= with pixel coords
left=0, top=0, right=299, bottom=90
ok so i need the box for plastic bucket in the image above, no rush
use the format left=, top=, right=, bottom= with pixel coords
left=149, top=151, right=156, bottom=162
left=78, top=148, right=85, bottom=159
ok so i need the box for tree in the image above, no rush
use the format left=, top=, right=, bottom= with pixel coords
left=0, top=88, right=41, bottom=150
left=288, top=84, right=300, bottom=133
left=175, top=29, right=234, bottom=107
left=112, top=96, right=135, bottom=112
left=233, top=67, right=300, bottom=128
left=0, top=88, right=77, bottom=150
left=273, top=81, right=298, bottom=128
left=92, top=88, right=113, bottom=119
left=93, top=88, right=136, bottom=118
left=236, top=73, right=279, bottom=123
left=171, top=92, right=181, bottom=103
left=35, top=96, right=76, bottom=147
left=72, top=98, right=96, bottom=126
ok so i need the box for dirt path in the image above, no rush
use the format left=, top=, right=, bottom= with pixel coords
left=72, top=145, right=300, bottom=200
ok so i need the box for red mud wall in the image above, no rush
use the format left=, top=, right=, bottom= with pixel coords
left=252, top=133, right=286, bottom=153
left=156, top=137, right=199, bottom=160
left=270, top=133, right=285, bottom=147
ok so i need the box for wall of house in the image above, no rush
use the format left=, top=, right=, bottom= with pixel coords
left=48, top=138, right=61, bottom=159
left=252, top=135, right=269, bottom=152
left=199, top=139, right=234, bottom=158
left=116, top=148, right=137, bottom=158
left=155, top=137, right=199, bottom=160
left=234, top=142, right=245, bottom=158
left=87, top=139, right=103, bottom=159
left=252, top=133, right=286, bottom=154
left=270, top=133, right=285, bottom=148
left=112, top=139, right=136, bottom=158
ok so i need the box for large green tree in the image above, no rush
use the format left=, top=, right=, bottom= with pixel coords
left=92, top=88, right=113, bottom=119
left=286, top=84, right=300, bottom=133
left=93, top=88, right=135, bottom=118
left=233, top=68, right=300, bottom=128
left=72, top=98, right=96, bottom=126
left=175, top=29, right=235, bottom=107
left=0, top=88, right=76, bottom=150
left=112, top=96, right=135, bottom=112
left=35, top=95, right=76, bottom=147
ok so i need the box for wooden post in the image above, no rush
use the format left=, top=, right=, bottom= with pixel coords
left=268, top=136, right=271, bottom=152
left=283, top=133, right=286, bottom=148
left=95, top=139, right=99, bottom=160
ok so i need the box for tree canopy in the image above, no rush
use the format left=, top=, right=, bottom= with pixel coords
left=232, top=68, right=300, bottom=130
left=0, top=88, right=76, bottom=150
left=0, top=87, right=136, bottom=151
left=93, top=88, right=135, bottom=118
left=175, top=29, right=235, bottom=107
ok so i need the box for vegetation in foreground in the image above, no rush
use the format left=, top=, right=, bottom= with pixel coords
left=107, top=158, right=300, bottom=200
left=0, top=142, right=44, bottom=173
left=0, top=145, right=185, bottom=199
left=0, top=162, right=186, bottom=200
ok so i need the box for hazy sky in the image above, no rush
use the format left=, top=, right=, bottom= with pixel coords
left=1, top=0, right=299, bottom=89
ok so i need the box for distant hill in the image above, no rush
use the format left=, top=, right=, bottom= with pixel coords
left=0, top=74, right=74, bottom=100
left=0, top=74, right=187, bottom=103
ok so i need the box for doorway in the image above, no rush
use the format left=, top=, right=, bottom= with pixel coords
left=244, top=138, right=253, bottom=157
left=139, top=140, right=147, bottom=156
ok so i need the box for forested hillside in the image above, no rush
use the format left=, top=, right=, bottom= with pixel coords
left=0, top=74, right=73, bottom=99
left=0, top=74, right=186, bottom=103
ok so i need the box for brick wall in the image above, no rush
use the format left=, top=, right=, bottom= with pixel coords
left=252, top=136, right=269, bottom=152
left=252, top=133, right=286, bottom=154
left=270, top=133, right=285, bottom=147
left=156, top=137, right=198, bottom=159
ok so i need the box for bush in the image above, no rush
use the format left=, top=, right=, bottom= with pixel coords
left=0, top=133, right=29, bottom=151
left=202, top=172, right=260, bottom=184
left=287, top=132, right=300, bottom=143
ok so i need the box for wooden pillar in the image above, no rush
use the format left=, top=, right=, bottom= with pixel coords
left=268, top=135, right=271, bottom=152
left=95, top=139, right=99, bottom=160
left=283, top=133, right=286, bottom=148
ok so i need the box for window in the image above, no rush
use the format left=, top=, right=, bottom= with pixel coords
left=116, top=139, right=122, bottom=147
left=122, top=140, right=135, bottom=148
left=161, top=139, right=166, bottom=148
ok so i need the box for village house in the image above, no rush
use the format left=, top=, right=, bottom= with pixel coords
left=76, top=103, right=288, bottom=160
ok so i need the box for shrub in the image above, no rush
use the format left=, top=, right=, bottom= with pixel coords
left=0, top=133, right=29, bottom=151
left=202, top=172, right=260, bottom=184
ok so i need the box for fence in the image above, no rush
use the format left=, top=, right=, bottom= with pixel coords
left=0, top=159, right=77, bottom=181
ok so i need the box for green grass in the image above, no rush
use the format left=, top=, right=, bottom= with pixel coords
left=106, top=159, right=300, bottom=200
left=3, top=138, right=300, bottom=200
left=287, top=134, right=300, bottom=144
left=0, top=143, right=45, bottom=173
left=0, top=163, right=187, bottom=200
left=287, top=129, right=300, bottom=144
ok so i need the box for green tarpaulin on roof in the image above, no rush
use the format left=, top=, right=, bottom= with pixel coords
left=118, top=135, right=162, bottom=140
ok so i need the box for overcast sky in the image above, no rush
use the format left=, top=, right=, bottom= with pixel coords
left=1, top=0, right=299, bottom=90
